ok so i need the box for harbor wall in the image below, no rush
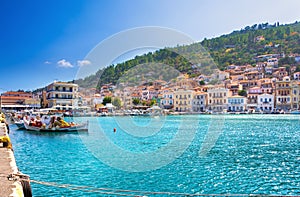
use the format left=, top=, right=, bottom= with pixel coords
left=0, top=122, right=30, bottom=197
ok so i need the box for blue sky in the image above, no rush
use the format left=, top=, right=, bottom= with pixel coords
left=0, top=0, right=300, bottom=92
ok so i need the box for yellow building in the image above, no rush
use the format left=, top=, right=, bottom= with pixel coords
left=207, top=86, right=229, bottom=112
left=291, top=81, right=300, bottom=110
left=275, top=76, right=292, bottom=111
left=173, top=89, right=194, bottom=112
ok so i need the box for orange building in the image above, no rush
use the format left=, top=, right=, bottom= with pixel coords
left=0, top=91, right=40, bottom=109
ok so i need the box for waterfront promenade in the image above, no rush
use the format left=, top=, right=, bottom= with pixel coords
left=0, top=123, right=25, bottom=197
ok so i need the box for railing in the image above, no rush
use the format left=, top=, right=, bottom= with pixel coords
left=47, top=97, right=74, bottom=99
left=229, top=102, right=243, bottom=104
left=47, top=89, right=73, bottom=92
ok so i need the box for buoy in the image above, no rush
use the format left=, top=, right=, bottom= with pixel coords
left=113, top=128, right=116, bottom=132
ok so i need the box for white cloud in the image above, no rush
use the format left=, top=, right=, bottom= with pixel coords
left=44, top=61, right=51, bottom=64
left=57, top=59, right=73, bottom=68
left=77, top=59, right=91, bottom=67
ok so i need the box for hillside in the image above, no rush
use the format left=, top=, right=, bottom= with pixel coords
left=76, top=21, right=300, bottom=89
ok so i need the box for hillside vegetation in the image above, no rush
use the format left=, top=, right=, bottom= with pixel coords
left=76, top=21, right=300, bottom=89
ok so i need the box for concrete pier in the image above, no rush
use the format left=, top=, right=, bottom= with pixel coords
left=0, top=123, right=25, bottom=197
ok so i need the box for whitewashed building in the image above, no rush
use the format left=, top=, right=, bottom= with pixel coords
left=257, top=93, right=275, bottom=112
left=227, top=95, right=247, bottom=112
left=160, top=89, right=174, bottom=109
left=46, top=81, right=79, bottom=110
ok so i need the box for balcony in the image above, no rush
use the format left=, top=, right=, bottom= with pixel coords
left=47, top=97, right=74, bottom=99
left=276, top=86, right=290, bottom=89
left=47, top=89, right=73, bottom=93
left=229, top=102, right=243, bottom=104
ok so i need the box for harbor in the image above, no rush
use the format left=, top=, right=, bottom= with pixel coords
left=9, top=114, right=300, bottom=196
left=1, top=1, right=300, bottom=196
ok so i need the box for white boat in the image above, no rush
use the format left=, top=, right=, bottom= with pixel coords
left=23, top=117, right=88, bottom=132
left=15, top=120, right=25, bottom=129
left=290, top=110, right=300, bottom=114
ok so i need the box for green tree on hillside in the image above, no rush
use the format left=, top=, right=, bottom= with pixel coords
left=132, top=98, right=140, bottom=105
left=102, top=96, right=112, bottom=105
left=112, top=97, right=122, bottom=109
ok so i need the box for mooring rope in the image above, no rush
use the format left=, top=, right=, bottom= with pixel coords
left=29, top=179, right=293, bottom=197
left=0, top=173, right=294, bottom=197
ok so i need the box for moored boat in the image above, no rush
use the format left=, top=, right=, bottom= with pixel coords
left=23, top=117, right=88, bottom=132
left=15, top=120, right=25, bottom=129
left=290, top=110, right=300, bottom=114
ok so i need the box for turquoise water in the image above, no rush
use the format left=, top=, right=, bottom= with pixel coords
left=10, top=115, right=300, bottom=196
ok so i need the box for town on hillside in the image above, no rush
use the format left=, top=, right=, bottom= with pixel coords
left=1, top=51, right=300, bottom=115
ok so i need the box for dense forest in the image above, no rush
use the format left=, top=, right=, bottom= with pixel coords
left=75, top=21, right=300, bottom=90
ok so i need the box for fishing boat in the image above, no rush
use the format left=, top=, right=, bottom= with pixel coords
left=15, top=120, right=25, bottom=129
left=23, top=117, right=88, bottom=132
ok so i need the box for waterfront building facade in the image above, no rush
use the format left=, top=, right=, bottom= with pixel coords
left=0, top=91, right=40, bottom=109
left=192, top=92, right=207, bottom=112
left=247, top=86, right=262, bottom=111
left=46, top=81, right=79, bottom=110
left=291, top=81, right=300, bottom=110
left=275, top=76, right=292, bottom=111
left=227, top=95, right=247, bottom=112
left=257, top=93, right=275, bottom=112
left=160, top=89, right=174, bottom=109
left=207, top=86, right=229, bottom=112
left=174, top=89, right=194, bottom=112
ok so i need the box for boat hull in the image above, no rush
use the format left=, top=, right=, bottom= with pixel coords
left=23, top=119, right=88, bottom=132
left=15, top=122, right=25, bottom=129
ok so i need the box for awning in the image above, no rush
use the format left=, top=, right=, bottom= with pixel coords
left=1, top=104, right=31, bottom=108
